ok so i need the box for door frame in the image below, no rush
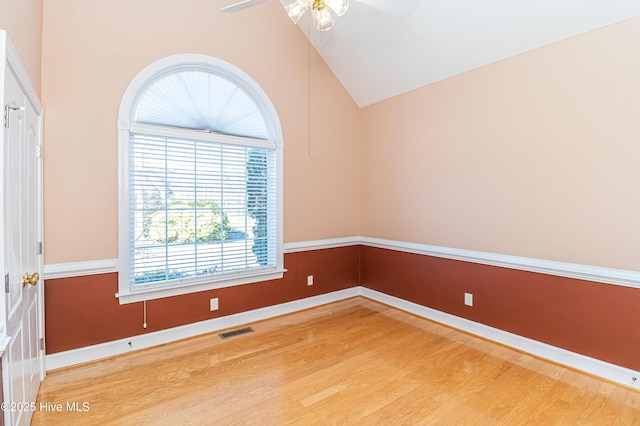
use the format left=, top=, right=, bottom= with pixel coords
left=0, top=29, right=45, bottom=425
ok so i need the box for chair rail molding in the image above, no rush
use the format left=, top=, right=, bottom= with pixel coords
left=43, top=236, right=640, bottom=289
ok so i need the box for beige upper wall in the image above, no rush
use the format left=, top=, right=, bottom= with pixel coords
left=0, top=0, right=43, bottom=95
left=38, top=3, right=640, bottom=270
left=41, top=0, right=360, bottom=263
left=361, top=16, right=640, bottom=271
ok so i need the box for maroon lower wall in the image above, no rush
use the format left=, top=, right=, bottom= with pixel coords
left=44, top=246, right=360, bottom=354
left=360, top=246, right=640, bottom=372
left=45, top=244, right=640, bottom=374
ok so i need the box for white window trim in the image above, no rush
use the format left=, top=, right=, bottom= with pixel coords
left=116, top=54, right=284, bottom=305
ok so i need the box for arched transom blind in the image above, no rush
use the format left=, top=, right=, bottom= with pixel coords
left=133, top=70, right=269, bottom=139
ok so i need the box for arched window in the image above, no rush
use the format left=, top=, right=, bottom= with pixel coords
left=117, top=54, right=284, bottom=303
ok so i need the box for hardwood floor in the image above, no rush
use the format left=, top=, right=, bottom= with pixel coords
left=32, top=297, right=640, bottom=425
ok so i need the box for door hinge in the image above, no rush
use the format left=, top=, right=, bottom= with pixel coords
left=36, top=145, right=42, bottom=158
left=4, top=273, right=9, bottom=294
left=3, top=104, right=23, bottom=128
left=37, top=242, right=43, bottom=255
left=39, top=338, right=45, bottom=351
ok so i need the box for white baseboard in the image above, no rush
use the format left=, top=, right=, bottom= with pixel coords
left=47, top=285, right=640, bottom=391
left=45, top=287, right=360, bottom=370
left=41, top=237, right=640, bottom=391
left=359, top=287, right=640, bottom=390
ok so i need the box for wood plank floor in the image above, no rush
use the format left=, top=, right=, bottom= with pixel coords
left=33, top=297, right=640, bottom=425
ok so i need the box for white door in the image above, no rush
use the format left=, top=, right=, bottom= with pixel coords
left=3, top=61, right=43, bottom=426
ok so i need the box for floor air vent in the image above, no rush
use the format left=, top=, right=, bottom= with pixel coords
left=219, top=327, right=254, bottom=339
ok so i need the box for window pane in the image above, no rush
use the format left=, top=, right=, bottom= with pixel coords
left=129, top=133, right=275, bottom=286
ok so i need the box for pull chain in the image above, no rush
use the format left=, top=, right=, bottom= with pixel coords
left=143, top=300, right=147, bottom=329
left=308, top=10, right=312, bottom=159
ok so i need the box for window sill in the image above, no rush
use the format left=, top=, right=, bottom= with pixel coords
left=116, top=269, right=286, bottom=304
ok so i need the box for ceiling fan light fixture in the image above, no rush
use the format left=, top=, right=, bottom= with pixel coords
left=325, top=0, right=349, bottom=16
left=284, top=0, right=345, bottom=31
left=313, top=6, right=335, bottom=31
left=285, top=0, right=313, bottom=24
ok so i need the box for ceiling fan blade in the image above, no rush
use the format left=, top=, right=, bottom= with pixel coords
left=355, top=0, right=420, bottom=15
left=221, top=0, right=268, bottom=13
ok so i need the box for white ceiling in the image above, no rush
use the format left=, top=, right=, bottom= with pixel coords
left=285, top=0, right=640, bottom=107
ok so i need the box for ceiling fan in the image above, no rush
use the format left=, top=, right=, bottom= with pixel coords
left=221, top=0, right=421, bottom=31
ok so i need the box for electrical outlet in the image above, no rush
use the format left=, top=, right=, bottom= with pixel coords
left=464, top=293, right=473, bottom=307
left=210, top=298, right=219, bottom=311
left=307, top=275, right=314, bottom=286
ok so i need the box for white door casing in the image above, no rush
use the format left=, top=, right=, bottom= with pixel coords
left=0, top=30, right=44, bottom=426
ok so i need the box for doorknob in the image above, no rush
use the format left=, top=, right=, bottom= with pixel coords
left=22, top=272, right=39, bottom=287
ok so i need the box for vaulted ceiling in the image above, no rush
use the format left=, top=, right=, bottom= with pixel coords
left=280, top=0, right=640, bottom=107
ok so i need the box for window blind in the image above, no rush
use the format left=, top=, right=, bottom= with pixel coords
left=129, top=133, right=276, bottom=286
left=134, top=70, right=269, bottom=139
